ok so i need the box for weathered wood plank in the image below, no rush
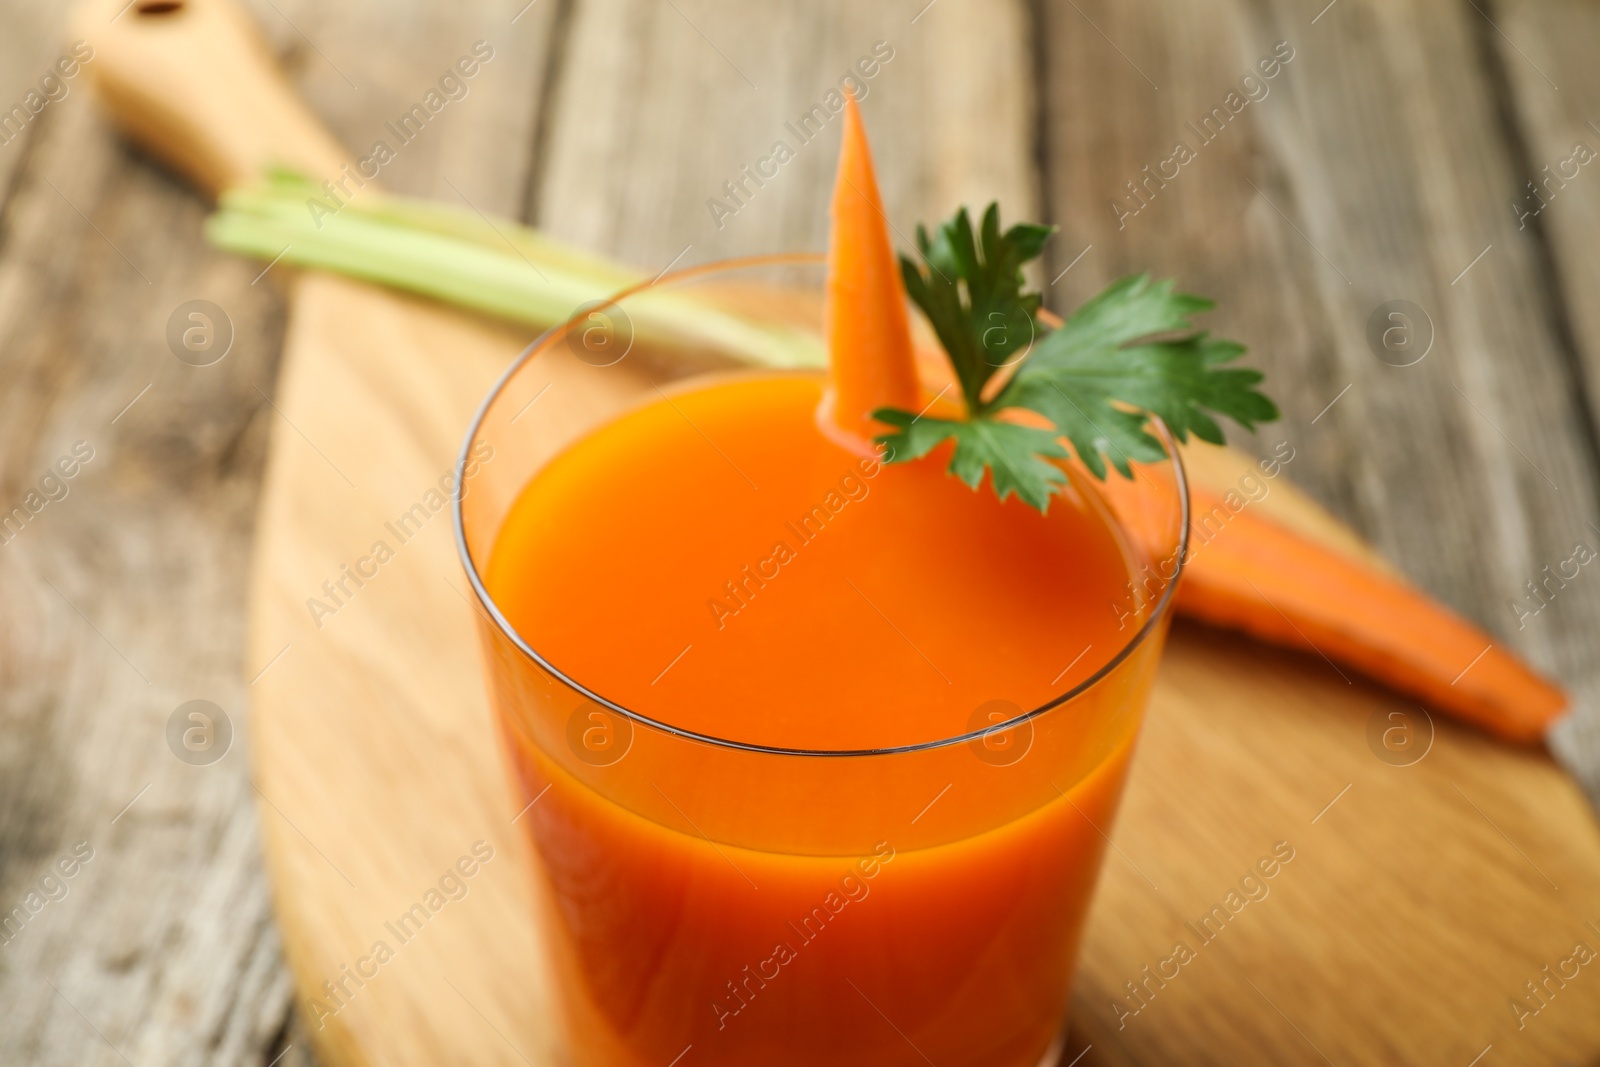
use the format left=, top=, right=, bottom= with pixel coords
left=10, top=0, right=1600, bottom=1063
left=242, top=0, right=558, bottom=216
left=1040, top=0, right=1600, bottom=662
left=535, top=0, right=1038, bottom=265
left=0, top=0, right=562, bottom=1063
left=1489, top=0, right=1600, bottom=800
left=0, top=86, right=297, bottom=1067
left=0, top=4, right=77, bottom=206
left=1490, top=0, right=1600, bottom=418
left=1037, top=0, right=1600, bottom=1060
left=235, top=2, right=1036, bottom=1062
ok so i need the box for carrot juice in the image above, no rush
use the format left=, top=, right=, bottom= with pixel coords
left=454, top=86, right=1208, bottom=1067
left=476, top=370, right=1176, bottom=1066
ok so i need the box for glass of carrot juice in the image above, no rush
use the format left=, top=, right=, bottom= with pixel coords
left=455, top=254, right=1188, bottom=1067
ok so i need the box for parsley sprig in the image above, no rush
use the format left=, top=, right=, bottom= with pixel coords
left=874, top=204, right=1278, bottom=511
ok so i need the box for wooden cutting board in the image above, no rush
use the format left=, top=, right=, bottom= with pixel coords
left=79, top=1, right=1600, bottom=1064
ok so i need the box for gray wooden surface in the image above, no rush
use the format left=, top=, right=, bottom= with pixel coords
left=3, top=0, right=1599, bottom=1063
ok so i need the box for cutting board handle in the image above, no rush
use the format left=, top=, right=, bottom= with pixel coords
left=71, top=0, right=349, bottom=199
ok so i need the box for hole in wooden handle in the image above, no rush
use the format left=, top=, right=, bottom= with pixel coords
left=136, top=0, right=186, bottom=14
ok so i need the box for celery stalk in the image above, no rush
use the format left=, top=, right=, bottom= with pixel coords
left=205, top=174, right=825, bottom=369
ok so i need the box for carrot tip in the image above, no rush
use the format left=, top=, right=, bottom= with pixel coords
left=823, top=93, right=919, bottom=444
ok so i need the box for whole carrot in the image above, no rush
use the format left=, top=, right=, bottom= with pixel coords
left=1104, top=467, right=1568, bottom=744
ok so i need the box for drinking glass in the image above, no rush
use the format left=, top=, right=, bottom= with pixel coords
left=454, top=255, right=1189, bottom=1067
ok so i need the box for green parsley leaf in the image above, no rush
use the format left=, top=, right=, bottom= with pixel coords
left=898, top=203, right=1054, bottom=413
left=999, top=331, right=1276, bottom=478
left=872, top=409, right=1069, bottom=511
left=876, top=204, right=1278, bottom=511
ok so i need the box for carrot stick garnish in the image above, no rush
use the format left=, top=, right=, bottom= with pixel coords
left=822, top=93, right=919, bottom=443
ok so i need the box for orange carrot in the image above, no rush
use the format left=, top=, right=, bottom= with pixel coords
left=823, top=92, right=919, bottom=442
left=1163, top=480, right=1566, bottom=743
left=821, top=124, right=1564, bottom=742
left=906, top=310, right=1565, bottom=741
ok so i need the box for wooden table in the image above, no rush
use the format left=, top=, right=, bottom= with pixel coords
left=4, top=0, right=1600, bottom=1063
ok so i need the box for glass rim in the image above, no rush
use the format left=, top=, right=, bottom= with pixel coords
left=452, top=252, right=1191, bottom=759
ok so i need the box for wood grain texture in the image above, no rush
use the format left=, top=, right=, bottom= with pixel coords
left=1037, top=0, right=1600, bottom=794
left=1037, top=0, right=1600, bottom=687
left=249, top=284, right=1600, bottom=1067
left=5, top=0, right=1600, bottom=1064
left=0, top=0, right=559, bottom=1063
left=1035, top=0, right=1600, bottom=1059
left=0, top=3, right=76, bottom=206
left=242, top=4, right=1054, bottom=1063
left=247, top=275, right=548, bottom=1067
left=254, top=0, right=1600, bottom=1063
left=73, top=0, right=349, bottom=198
left=535, top=0, right=1038, bottom=266
left=1491, top=0, right=1600, bottom=432
left=0, top=45, right=300, bottom=1067
left=196, top=0, right=566, bottom=1062
left=1488, top=0, right=1600, bottom=803
left=1075, top=625, right=1600, bottom=1066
